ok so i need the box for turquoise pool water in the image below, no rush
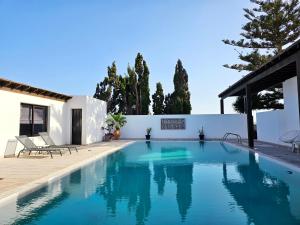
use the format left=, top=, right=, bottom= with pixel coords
left=2, top=141, right=300, bottom=225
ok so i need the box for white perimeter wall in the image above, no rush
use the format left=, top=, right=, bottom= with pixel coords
left=257, top=77, right=300, bottom=145
left=121, top=114, right=247, bottom=139
left=256, top=110, right=285, bottom=145
left=0, top=90, right=106, bottom=158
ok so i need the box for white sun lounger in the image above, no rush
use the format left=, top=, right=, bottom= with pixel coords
left=279, top=130, right=300, bottom=152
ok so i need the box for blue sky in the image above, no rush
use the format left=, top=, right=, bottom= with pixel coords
left=0, top=0, right=252, bottom=114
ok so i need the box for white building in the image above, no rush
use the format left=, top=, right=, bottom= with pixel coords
left=0, top=77, right=107, bottom=158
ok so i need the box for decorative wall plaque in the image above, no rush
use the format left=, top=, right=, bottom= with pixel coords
left=161, top=118, right=185, bottom=130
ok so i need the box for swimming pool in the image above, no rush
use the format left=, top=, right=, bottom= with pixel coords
left=1, top=141, right=300, bottom=225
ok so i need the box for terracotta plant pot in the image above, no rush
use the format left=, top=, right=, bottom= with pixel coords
left=114, top=129, right=121, bottom=140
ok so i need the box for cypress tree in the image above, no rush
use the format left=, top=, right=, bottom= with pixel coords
left=172, top=60, right=192, bottom=114
left=134, top=53, right=151, bottom=115
left=223, top=0, right=300, bottom=113
left=111, top=75, right=127, bottom=114
left=164, top=60, right=192, bottom=114
left=106, top=62, right=118, bottom=113
left=94, top=62, right=118, bottom=113
left=152, top=82, right=165, bottom=115
left=127, top=66, right=138, bottom=114
left=134, top=53, right=143, bottom=115
left=140, top=60, right=151, bottom=114
left=164, top=93, right=173, bottom=114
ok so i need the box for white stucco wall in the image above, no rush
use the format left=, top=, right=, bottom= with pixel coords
left=85, top=97, right=106, bottom=144
left=282, top=77, right=300, bottom=130
left=66, top=96, right=106, bottom=145
left=0, top=90, right=107, bottom=158
left=256, top=77, right=300, bottom=145
left=0, top=89, right=68, bottom=157
left=256, top=110, right=285, bottom=145
left=121, top=114, right=247, bottom=139
left=65, top=96, right=88, bottom=145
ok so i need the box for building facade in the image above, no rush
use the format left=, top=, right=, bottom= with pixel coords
left=0, top=78, right=107, bottom=158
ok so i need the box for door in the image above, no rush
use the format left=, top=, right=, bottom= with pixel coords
left=72, top=109, right=82, bottom=145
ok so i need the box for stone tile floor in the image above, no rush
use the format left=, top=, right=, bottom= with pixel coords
left=232, top=139, right=300, bottom=168
left=0, top=140, right=132, bottom=201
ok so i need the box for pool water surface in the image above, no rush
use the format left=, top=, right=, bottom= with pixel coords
left=1, top=141, right=300, bottom=225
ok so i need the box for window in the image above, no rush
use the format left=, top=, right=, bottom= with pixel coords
left=20, top=104, right=48, bottom=136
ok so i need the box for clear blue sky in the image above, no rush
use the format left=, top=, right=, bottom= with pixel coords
left=0, top=0, right=252, bottom=114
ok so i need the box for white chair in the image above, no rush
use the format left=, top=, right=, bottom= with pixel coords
left=279, top=130, right=300, bottom=152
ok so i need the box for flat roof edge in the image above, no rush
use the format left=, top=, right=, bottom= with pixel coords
left=0, top=77, right=72, bottom=101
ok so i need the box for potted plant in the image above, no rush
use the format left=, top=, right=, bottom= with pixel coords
left=146, top=128, right=152, bottom=140
left=109, top=113, right=127, bottom=140
left=199, top=127, right=205, bottom=141
left=102, top=120, right=114, bottom=141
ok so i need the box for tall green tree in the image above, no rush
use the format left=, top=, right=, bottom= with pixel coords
left=111, top=75, right=127, bottom=114
left=223, top=0, right=300, bottom=113
left=134, top=53, right=143, bottom=115
left=134, top=53, right=151, bottom=115
left=94, top=62, right=118, bottom=113
left=164, top=93, right=173, bottom=114
left=165, top=60, right=192, bottom=114
left=140, top=61, right=151, bottom=114
left=94, top=54, right=152, bottom=115
left=152, top=82, right=165, bottom=115
left=126, top=66, right=138, bottom=115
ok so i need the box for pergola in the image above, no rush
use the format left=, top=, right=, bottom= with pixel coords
left=219, top=40, right=300, bottom=148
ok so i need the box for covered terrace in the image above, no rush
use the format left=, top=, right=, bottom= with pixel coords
left=219, top=40, right=300, bottom=148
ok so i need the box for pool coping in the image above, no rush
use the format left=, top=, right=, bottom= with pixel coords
left=0, top=141, right=135, bottom=206
left=224, top=141, right=300, bottom=173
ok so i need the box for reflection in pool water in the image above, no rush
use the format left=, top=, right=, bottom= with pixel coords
left=1, top=141, right=300, bottom=225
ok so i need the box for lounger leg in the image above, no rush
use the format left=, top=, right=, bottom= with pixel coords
left=75, top=147, right=78, bottom=152
left=59, top=150, right=62, bottom=156
left=17, top=150, right=23, bottom=158
left=68, top=147, right=72, bottom=155
left=49, top=151, right=53, bottom=158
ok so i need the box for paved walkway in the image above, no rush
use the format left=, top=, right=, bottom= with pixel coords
left=253, top=140, right=300, bottom=167
left=229, top=139, right=300, bottom=168
left=0, top=140, right=132, bottom=202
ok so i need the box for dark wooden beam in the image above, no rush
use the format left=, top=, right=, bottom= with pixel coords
left=246, top=85, right=254, bottom=148
left=220, top=99, right=224, bottom=114
left=219, top=53, right=299, bottom=99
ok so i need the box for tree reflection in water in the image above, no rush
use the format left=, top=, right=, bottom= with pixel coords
left=222, top=153, right=299, bottom=225
left=98, top=145, right=194, bottom=224
left=98, top=151, right=151, bottom=225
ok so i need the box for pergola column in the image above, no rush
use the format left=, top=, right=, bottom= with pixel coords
left=243, top=96, right=247, bottom=114
left=246, top=85, right=254, bottom=148
left=220, top=99, right=224, bottom=114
